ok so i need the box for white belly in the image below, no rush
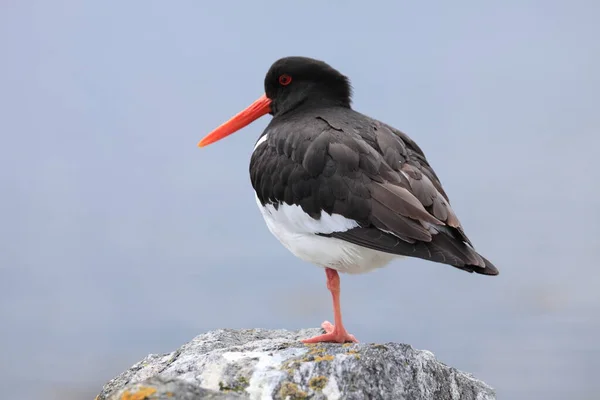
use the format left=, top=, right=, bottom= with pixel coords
left=255, top=194, right=396, bottom=274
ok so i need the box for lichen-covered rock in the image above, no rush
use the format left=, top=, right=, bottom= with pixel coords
left=97, top=328, right=495, bottom=400
left=101, top=376, right=245, bottom=399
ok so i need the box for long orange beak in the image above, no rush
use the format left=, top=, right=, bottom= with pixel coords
left=198, top=94, right=272, bottom=147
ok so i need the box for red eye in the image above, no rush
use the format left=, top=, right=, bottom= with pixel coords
left=278, top=74, right=292, bottom=86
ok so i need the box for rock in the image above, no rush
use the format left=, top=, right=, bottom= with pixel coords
left=97, top=328, right=495, bottom=400
left=100, top=376, right=245, bottom=399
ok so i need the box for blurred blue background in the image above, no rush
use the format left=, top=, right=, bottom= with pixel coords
left=1, top=1, right=599, bottom=399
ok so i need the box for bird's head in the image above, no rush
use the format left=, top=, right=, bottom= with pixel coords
left=198, top=56, right=351, bottom=147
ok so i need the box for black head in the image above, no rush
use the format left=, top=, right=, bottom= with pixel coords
left=264, top=56, right=352, bottom=116
left=198, top=57, right=352, bottom=148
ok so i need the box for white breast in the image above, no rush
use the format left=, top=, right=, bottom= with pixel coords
left=255, top=194, right=396, bottom=274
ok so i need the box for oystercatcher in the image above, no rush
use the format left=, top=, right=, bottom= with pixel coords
left=199, top=57, right=499, bottom=344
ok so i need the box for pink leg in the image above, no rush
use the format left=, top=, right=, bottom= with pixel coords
left=301, top=268, right=359, bottom=344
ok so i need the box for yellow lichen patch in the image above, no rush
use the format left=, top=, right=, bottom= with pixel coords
left=120, top=386, right=157, bottom=400
left=346, top=349, right=361, bottom=359
left=313, top=354, right=335, bottom=362
left=165, top=392, right=174, bottom=398
left=342, top=343, right=353, bottom=348
left=308, top=375, right=328, bottom=391
left=297, top=346, right=333, bottom=363
left=281, top=359, right=298, bottom=374
left=279, top=382, right=307, bottom=399
left=307, top=346, right=326, bottom=355
left=218, top=376, right=250, bottom=393
left=304, top=343, right=330, bottom=356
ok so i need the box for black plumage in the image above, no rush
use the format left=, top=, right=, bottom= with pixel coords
left=249, top=57, right=498, bottom=276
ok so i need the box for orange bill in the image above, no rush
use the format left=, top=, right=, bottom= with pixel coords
left=198, top=94, right=272, bottom=147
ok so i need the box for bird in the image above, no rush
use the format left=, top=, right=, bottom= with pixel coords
left=198, top=56, right=499, bottom=344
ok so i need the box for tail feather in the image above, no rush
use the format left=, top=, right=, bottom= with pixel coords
left=430, top=230, right=499, bottom=275
left=321, top=226, right=500, bottom=276
left=473, top=254, right=499, bottom=276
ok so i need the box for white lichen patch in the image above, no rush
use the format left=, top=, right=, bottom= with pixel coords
left=294, top=352, right=348, bottom=399
left=420, top=349, right=436, bottom=359
left=449, top=373, right=461, bottom=400
left=322, top=375, right=341, bottom=400
left=132, top=353, right=177, bottom=383
left=413, top=351, right=437, bottom=398
left=197, top=356, right=228, bottom=391
left=332, top=353, right=351, bottom=376
left=198, top=348, right=309, bottom=400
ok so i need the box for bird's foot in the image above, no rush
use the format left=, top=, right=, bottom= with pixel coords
left=301, top=321, right=359, bottom=344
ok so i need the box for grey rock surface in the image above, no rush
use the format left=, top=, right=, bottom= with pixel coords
left=102, top=376, right=245, bottom=399
left=97, top=328, right=495, bottom=400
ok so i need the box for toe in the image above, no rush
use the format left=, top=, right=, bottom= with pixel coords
left=347, top=334, right=359, bottom=343
left=301, top=326, right=359, bottom=344
left=321, top=321, right=335, bottom=333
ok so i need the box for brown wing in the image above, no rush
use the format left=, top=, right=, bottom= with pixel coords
left=316, top=113, right=498, bottom=275
left=251, top=109, right=498, bottom=276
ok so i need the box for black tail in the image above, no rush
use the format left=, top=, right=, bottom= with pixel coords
left=430, top=230, right=499, bottom=276
left=322, top=227, right=500, bottom=276
left=455, top=254, right=499, bottom=276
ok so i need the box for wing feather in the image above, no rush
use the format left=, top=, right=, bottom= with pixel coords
left=250, top=109, right=497, bottom=275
